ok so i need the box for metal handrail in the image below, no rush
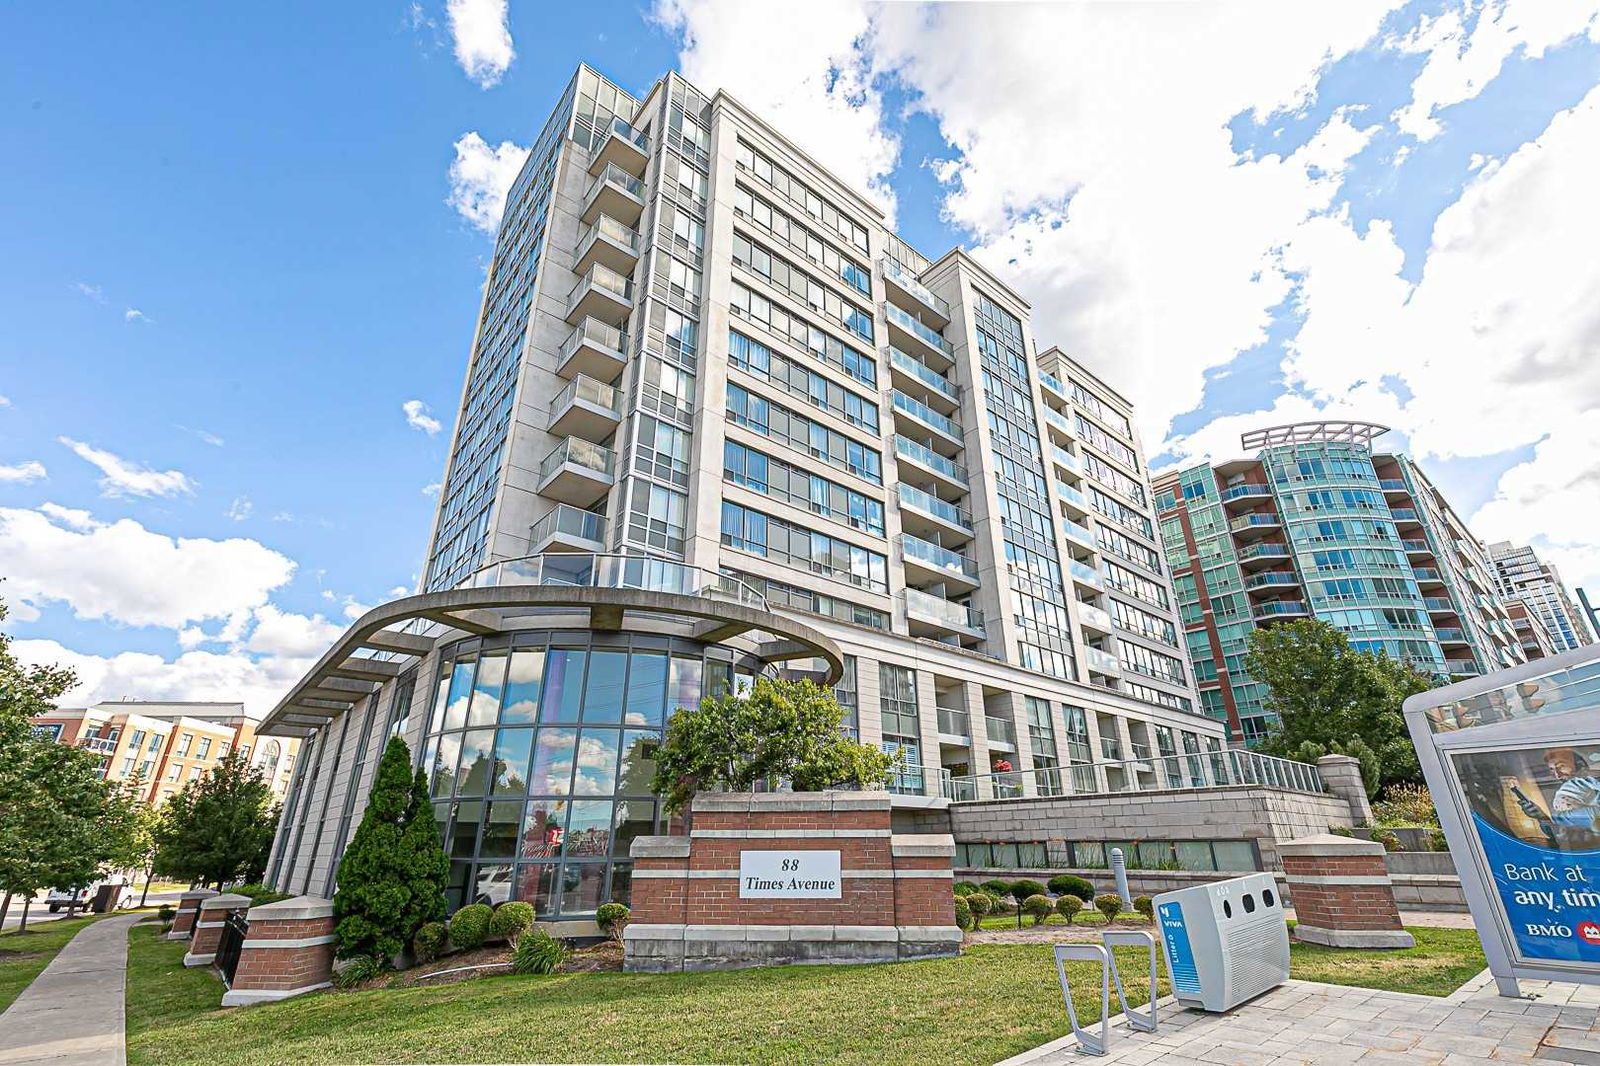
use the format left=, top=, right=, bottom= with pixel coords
left=948, top=748, right=1324, bottom=801
left=464, top=552, right=769, bottom=612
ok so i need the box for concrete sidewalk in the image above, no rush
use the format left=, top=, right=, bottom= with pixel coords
left=0, top=913, right=144, bottom=1066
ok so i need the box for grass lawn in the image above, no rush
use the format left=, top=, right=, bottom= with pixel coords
left=0, top=914, right=117, bottom=1012
left=125, top=923, right=1486, bottom=1066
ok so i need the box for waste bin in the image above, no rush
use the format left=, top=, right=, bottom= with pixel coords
left=92, top=882, right=121, bottom=913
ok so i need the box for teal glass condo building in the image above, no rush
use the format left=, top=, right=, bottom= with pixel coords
left=1155, top=421, right=1525, bottom=744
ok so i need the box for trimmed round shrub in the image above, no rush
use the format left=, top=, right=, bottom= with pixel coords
left=1009, top=878, right=1048, bottom=902
left=157, top=904, right=177, bottom=923
left=510, top=928, right=568, bottom=976
left=966, top=891, right=993, bottom=922
left=596, top=902, right=630, bottom=941
left=979, top=879, right=1012, bottom=899
left=488, top=901, right=534, bottom=943
left=412, top=921, right=447, bottom=963
left=1055, top=895, right=1084, bottom=924
left=1047, top=874, right=1095, bottom=902
left=1133, top=896, right=1154, bottom=922
left=953, top=881, right=979, bottom=896
left=987, top=894, right=1016, bottom=916
left=1094, top=894, right=1123, bottom=923
left=448, top=903, right=492, bottom=951
left=1022, top=894, right=1053, bottom=925
left=953, top=894, right=972, bottom=931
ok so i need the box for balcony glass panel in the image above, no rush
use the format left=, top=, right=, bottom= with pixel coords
left=898, top=483, right=973, bottom=531
left=529, top=505, right=608, bottom=547
left=887, top=346, right=959, bottom=402
left=882, top=302, right=954, bottom=357
left=901, top=534, right=978, bottom=580
left=892, top=390, right=962, bottom=439
left=895, top=435, right=967, bottom=484
left=880, top=257, right=951, bottom=319
left=538, top=437, right=615, bottom=481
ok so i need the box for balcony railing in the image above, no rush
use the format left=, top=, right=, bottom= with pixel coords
left=562, top=317, right=626, bottom=361
left=880, top=257, right=951, bottom=320
left=946, top=749, right=1325, bottom=803
left=1252, top=600, right=1309, bottom=618
left=882, top=302, right=954, bottom=358
left=1435, top=627, right=1468, bottom=642
left=1060, top=517, right=1098, bottom=547
left=1100, top=736, right=1123, bottom=761
left=528, top=504, right=607, bottom=548
left=903, top=588, right=984, bottom=635
left=538, top=437, right=615, bottom=482
left=1222, top=483, right=1272, bottom=501
left=1038, top=371, right=1067, bottom=398
left=1413, top=567, right=1444, bottom=581
left=605, top=116, right=649, bottom=153
left=1238, top=543, right=1290, bottom=561
left=1243, top=571, right=1299, bottom=590
left=898, top=483, right=973, bottom=532
left=549, top=375, right=619, bottom=419
left=1078, top=602, right=1114, bottom=632
left=894, top=435, right=968, bottom=484
left=1379, top=479, right=1409, bottom=492
left=463, top=552, right=767, bottom=611
left=887, top=345, right=959, bottom=403
left=1049, top=445, right=1083, bottom=476
left=1424, top=596, right=1456, bottom=612
left=586, top=161, right=645, bottom=204
left=985, top=716, right=1017, bottom=748
left=892, top=390, right=962, bottom=440
left=1230, top=514, right=1282, bottom=532
left=1391, top=508, right=1421, bottom=522
left=567, top=262, right=634, bottom=314
left=1084, top=646, right=1120, bottom=674
left=940, top=770, right=979, bottom=802
left=1056, top=481, right=1090, bottom=511
left=937, top=707, right=971, bottom=737
left=1069, top=559, right=1103, bottom=587
left=901, top=533, right=978, bottom=581
left=1042, top=406, right=1074, bottom=436
left=1401, top=539, right=1431, bottom=553
left=1445, top=658, right=1481, bottom=675
left=577, top=213, right=639, bottom=256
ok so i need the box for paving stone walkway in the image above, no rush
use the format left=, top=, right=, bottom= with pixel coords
left=999, top=970, right=1600, bottom=1066
left=0, top=914, right=144, bottom=1066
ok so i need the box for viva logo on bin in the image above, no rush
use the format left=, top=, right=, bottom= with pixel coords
left=1472, top=813, right=1600, bottom=964
left=1158, top=901, right=1201, bottom=995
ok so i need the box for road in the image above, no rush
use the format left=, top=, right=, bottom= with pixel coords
left=0, top=888, right=184, bottom=931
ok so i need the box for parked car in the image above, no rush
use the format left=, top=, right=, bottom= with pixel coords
left=46, top=878, right=134, bottom=913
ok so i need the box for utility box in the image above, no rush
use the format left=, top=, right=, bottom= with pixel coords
left=1153, top=872, right=1289, bottom=1012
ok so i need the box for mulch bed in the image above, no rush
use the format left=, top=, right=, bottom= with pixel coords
left=346, top=936, right=625, bottom=989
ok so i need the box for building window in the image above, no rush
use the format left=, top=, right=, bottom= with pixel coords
left=175, top=733, right=193, bottom=757
left=196, top=737, right=213, bottom=759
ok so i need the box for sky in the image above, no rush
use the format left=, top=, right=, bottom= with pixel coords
left=2, top=0, right=1599, bottom=715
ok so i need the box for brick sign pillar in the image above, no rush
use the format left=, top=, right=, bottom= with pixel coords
left=184, top=893, right=251, bottom=967
left=1280, top=834, right=1414, bottom=949
left=221, top=895, right=336, bottom=1007
left=168, top=888, right=216, bottom=941
left=624, top=791, right=959, bottom=972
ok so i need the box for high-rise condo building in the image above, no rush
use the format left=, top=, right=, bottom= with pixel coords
left=259, top=64, right=1219, bottom=920
left=1154, top=422, right=1524, bottom=744
left=1488, top=540, right=1596, bottom=653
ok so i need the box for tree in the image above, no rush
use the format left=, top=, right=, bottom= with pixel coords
left=102, top=774, right=160, bottom=904
left=1245, top=619, right=1433, bottom=794
left=152, top=754, right=276, bottom=888
left=0, top=596, right=115, bottom=930
left=650, top=677, right=892, bottom=813
left=333, top=737, right=446, bottom=965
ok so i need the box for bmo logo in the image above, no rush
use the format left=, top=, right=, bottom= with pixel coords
left=1577, top=922, right=1600, bottom=945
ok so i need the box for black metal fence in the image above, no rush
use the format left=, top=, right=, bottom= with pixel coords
left=216, top=910, right=249, bottom=986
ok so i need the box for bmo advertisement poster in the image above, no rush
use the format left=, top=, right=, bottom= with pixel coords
left=1453, top=743, right=1600, bottom=964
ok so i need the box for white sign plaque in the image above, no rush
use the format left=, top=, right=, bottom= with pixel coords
left=738, top=849, right=843, bottom=898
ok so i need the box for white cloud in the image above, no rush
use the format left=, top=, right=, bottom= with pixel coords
left=446, top=132, right=529, bottom=233
left=0, top=395, right=10, bottom=408
left=73, top=282, right=105, bottom=303
left=446, top=0, right=515, bottom=89
left=12, top=638, right=311, bottom=721
left=422, top=481, right=442, bottom=497
left=403, top=399, right=443, bottom=435
left=226, top=496, right=253, bottom=522
left=177, top=424, right=225, bottom=447
left=59, top=438, right=195, bottom=499
left=655, top=0, right=900, bottom=217
left=246, top=603, right=345, bottom=658
left=0, top=460, right=46, bottom=484
left=124, top=308, right=149, bottom=323
left=0, top=504, right=295, bottom=629
left=1391, top=3, right=1600, bottom=141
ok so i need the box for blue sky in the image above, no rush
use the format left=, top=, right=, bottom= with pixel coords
left=3, top=1, right=1599, bottom=711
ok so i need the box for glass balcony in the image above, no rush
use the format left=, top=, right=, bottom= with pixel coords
left=1244, top=571, right=1300, bottom=590
left=1078, top=602, right=1114, bottom=633
left=466, top=552, right=767, bottom=612
left=882, top=302, right=954, bottom=365
left=1412, top=566, right=1445, bottom=583
left=528, top=504, right=608, bottom=553
left=558, top=317, right=627, bottom=381
left=588, top=116, right=650, bottom=177
left=1252, top=600, right=1309, bottom=619
left=1435, top=627, right=1469, bottom=643
left=1401, top=538, right=1432, bottom=553
left=1042, top=406, right=1075, bottom=439
left=892, top=390, right=963, bottom=447
left=1229, top=513, right=1282, bottom=537
left=581, top=162, right=646, bottom=226
left=1237, top=542, right=1291, bottom=567
left=1084, top=646, right=1120, bottom=674
left=574, top=213, right=640, bottom=276
left=548, top=375, right=621, bottom=441
left=1445, top=658, right=1480, bottom=676
left=1060, top=516, right=1098, bottom=550
left=943, top=748, right=1326, bottom=803
left=1379, top=478, right=1409, bottom=493
left=1423, top=596, right=1456, bottom=613
left=894, top=435, right=967, bottom=487
left=1049, top=444, right=1083, bottom=477
left=1038, top=371, right=1067, bottom=399
left=898, top=483, right=974, bottom=536
left=536, top=437, right=616, bottom=506
left=1055, top=481, right=1090, bottom=514
left=1222, top=483, right=1273, bottom=503
left=887, top=345, right=959, bottom=405
left=1069, top=559, right=1103, bottom=589
left=903, top=587, right=985, bottom=641
left=984, top=716, right=1017, bottom=749
left=1099, top=735, right=1123, bottom=761
left=880, top=257, right=951, bottom=324
left=565, top=263, right=634, bottom=326
left=900, top=533, right=979, bottom=585
left=1390, top=507, right=1421, bottom=523
left=936, top=707, right=971, bottom=738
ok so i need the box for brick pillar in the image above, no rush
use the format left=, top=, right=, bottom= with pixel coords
left=1316, top=754, right=1373, bottom=826
left=624, top=791, right=959, bottom=972
left=1279, top=834, right=1413, bottom=949
left=167, top=889, right=216, bottom=941
left=221, top=895, right=336, bottom=1007
left=184, top=893, right=251, bottom=967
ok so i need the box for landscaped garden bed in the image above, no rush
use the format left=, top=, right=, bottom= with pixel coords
left=123, top=922, right=1487, bottom=1066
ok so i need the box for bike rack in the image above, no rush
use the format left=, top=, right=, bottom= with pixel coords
left=1052, top=931, right=1162, bottom=1055
left=1052, top=943, right=1111, bottom=1056
left=1102, top=931, right=1158, bottom=1033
